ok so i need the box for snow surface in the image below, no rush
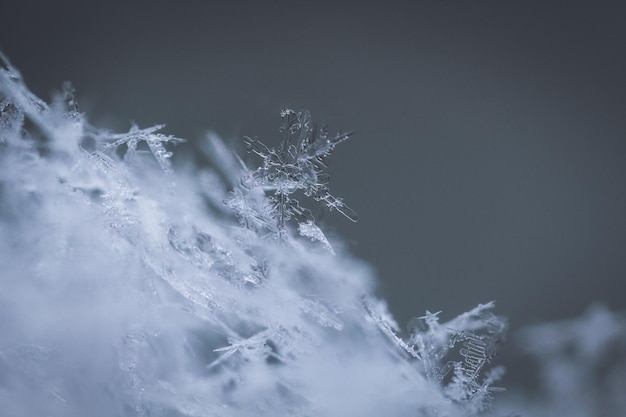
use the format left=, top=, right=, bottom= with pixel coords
left=1, top=52, right=624, bottom=417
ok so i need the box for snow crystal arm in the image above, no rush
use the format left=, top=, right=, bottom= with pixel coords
left=146, top=138, right=174, bottom=173
left=97, top=124, right=184, bottom=149
left=304, top=130, right=353, bottom=160
left=0, top=51, right=55, bottom=142
left=443, top=301, right=501, bottom=332
left=97, top=124, right=163, bottom=149
left=243, top=136, right=271, bottom=158
left=210, top=329, right=274, bottom=368
left=0, top=52, right=48, bottom=115
left=278, top=108, right=307, bottom=155
left=315, top=191, right=359, bottom=222
left=362, top=297, right=420, bottom=359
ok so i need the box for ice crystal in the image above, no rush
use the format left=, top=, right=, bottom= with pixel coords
left=237, top=108, right=357, bottom=243
left=407, top=302, right=508, bottom=414
left=96, top=123, right=185, bottom=174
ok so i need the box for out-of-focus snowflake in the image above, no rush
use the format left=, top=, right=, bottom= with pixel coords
left=513, top=304, right=626, bottom=417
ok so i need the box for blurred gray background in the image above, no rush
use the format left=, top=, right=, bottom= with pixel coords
left=2, top=0, right=626, bottom=386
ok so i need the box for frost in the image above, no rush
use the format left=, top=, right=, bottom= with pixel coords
left=0, top=53, right=510, bottom=417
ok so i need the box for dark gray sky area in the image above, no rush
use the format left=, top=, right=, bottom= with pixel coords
left=2, top=1, right=625, bottom=351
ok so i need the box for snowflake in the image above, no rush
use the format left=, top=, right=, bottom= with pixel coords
left=242, top=109, right=358, bottom=234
